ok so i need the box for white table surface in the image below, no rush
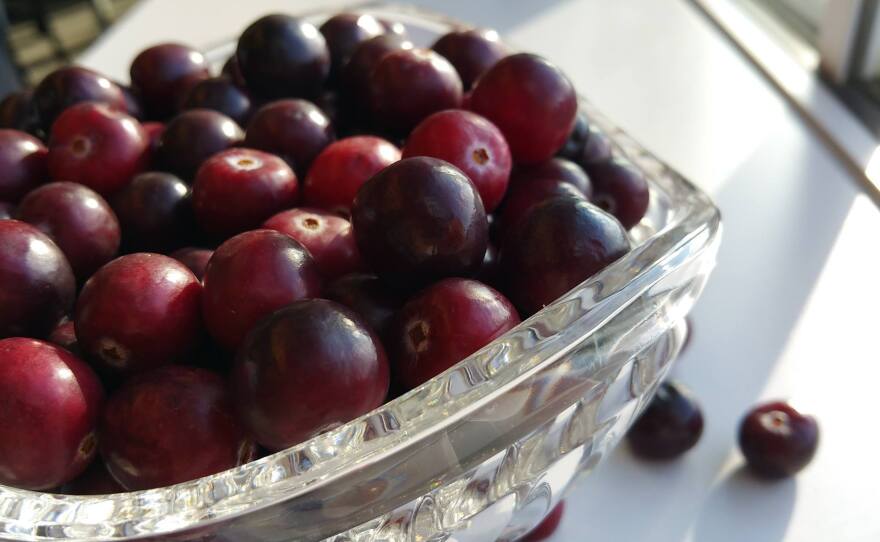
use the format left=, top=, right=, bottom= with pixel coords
left=79, top=1, right=880, bottom=540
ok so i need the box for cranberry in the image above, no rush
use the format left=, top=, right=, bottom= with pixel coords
left=739, top=401, right=819, bottom=479
left=370, top=48, right=462, bottom=135
left=320, top=13, right=384, bottom=82
left=470, top=54, right=577, bottom=164
left=324, top=273, right=403, bottom=338
left=0, top=201, right=13, bottom=220
left=497, top=177, right=585, bottom=239
left=431, top=28, right=508, bottom=90
left=0, top=90, right=40, bottom=133
left=119, top=84, right=144, bottom=120
left=233, top=299, right=389, bottom=450
left=193, top=148, right=299, bottom=238
left=403, top=110, right=511, bottom=212
left=0, top=220, right=74, bottom=338
left=579, top=126, right=613, bottom=166
left=511, top=157, right=592, bottom=198
left=0, top=338, right=103, bottom=490
left=101, top=365, right=255, bottom=490
left=130, top=43, right=210, bottom=120
left=587, top=160, right=650, bottom=230
left=341, top=34, right=412, bottom=123
left=389, top=278, right=519, bottom=390
left=314, top=91, right=344, bottom=128
left=112, top=172, right=193, bottom=251
left=169, top=247, right=212, bottom=281
left=75, top=253, right=202, bottom=375
left=557, top=105, right=591, bottom=161
left=500, top=197, right=630, bottom=316
left=352, top=157, right=488, bottom=290
left=627, top=381, right=704, bottom=460
left=17, top=182, right=121, bottom=280
left=236, top=14, right=330, bottom=99
left=303, top=135, right=400, bottom=214
left=142, top=121, right=164, bottom=153
left=263, top=208, right=362, bottom=280
left=33, top=66, right=126, bottom=130
left=48, top=102, right=149, bottom=196
left=0, top=129, right=47, bottom=202
left=181, top=76, right=252, bottom=127
left=158, top=109, right=243, bottom=180
left=244, top=99, right=334, bottom=176
left=524, top=502, right=565, bottom=542
left=222, top=55, right=246, bottom=87
left=47, top=317, right=79, bottom=355
left=202, top=229, right=322, bottom=350
left=59, top=459, right=124, bottom=495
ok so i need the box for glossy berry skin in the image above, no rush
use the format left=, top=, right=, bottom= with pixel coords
left=627, top=381, right=704, bottom=460
left=16, top=182, right=121, bottom=280
left=319, top=13, right=384, bottom=82
left=341, top=34, right=412, bottom=121
left=403, top=110, right=511, bottom=212
left=0, top=220, right=75, bottom=339
left=236, top=14, right=330, bottom=100
left=470, top=54, right=577, bottom=164
left=352, top=157, right=488, bottom=290
left=0, top=201, right=12, bottom=220
left=0, top=90, right=39, bottom=133
left=33, top=66, right=126, bottom=130
left=100, top=365, right=255, bottom=490
left=739, top=401, right=819, bottom=479
left=431, top=28, right=508, bottom=90
left=370, top=48, right=463, bottom=135
left=0, top=338, right=104, bottom=490
left=59, top=460, right=124, bottom=495
left=169, top=247, right=213, bottom=281
left=112, top=172, right=193, bottom=252
left=500, top=197, right=630, bottom=316
left=557, top=105, right=591, bottom=161
left=181, top=76, right=252, bottom=127
left=498, top=177, right=585, bottom=239
left=0, top=129, right=47, bottom=202
left=324, top=273, right=403, bottom=339
left=524, top=502, right=565, bottom=542
left=130, top=43, right=210, bottom=120
left=48, top=103, right=149, bottom=196
left=263, top=208, right=362, bottom=280
left=579, top=126, right=613, bottom=166
left=244, top=99, right=334, bottom=176
left=389, top=278, right=519, bottom=390
left=303, top=136, right=400, bottom=214
left=232, top=299, right=389, bottom=451
left=159, top=109, right=243, bottom=180
left=193, top=148, right=299, bottom=238
left=202, top=229, right=322, bottom=350
left=75, top=253, right=202, bottom=375
left=511, top=157, right=592, bottom=198
left=587, top=160, right=650, bottom=230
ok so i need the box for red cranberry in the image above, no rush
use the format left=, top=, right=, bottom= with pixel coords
left=17, top=182, right=121, bottom=280
left=320, top=13, right=384, bottom=83
left=59, top=459, right=124, bottom=495
left=233, top=299, right=389, bottom=450
left=500, top=197, right=630, bottom=316
left=193, top=148, right=299, bottom=238
left=0, top=201, right=13, bottom=219
left=341, top=34, right=412, bottom=123
left=557, top=105, right=591, bottom=161
left=0, top=129, right=47, bottom=202
left=579, top=125, right=613, bottom=166
left=202, top=229, right=322, bottom=350
left=524, top=502, right=565, bottom=542
left=236, top=14, right=330, bottom=99
left=627, top=381, right=704, bottom=460
left=352, top=157, right=488, bottom=290
left=0, top=220, right=74, bottom=338
left=159, top=109, right=243, bottom=180
left=470, top=54, right=577, bottom=164
left=587, top=160, right=650, bottom=230
left=303, top=135, right=400, bottom=214
left=244, top=99, right=334, bottom=176
left=181, top=76, right=253, bottom=127
left=739, top=401, right=819, bottom=479
left=48, top=317, right=79, bottom=355
left=263, top=208, right=362, bottom=280
left=112, top=172, right=193, bottom=251
left=324, top=273, right=403, bottom=339
left=511, top=157, right=592, bottom=197
left=169, top=247, right=212, bottom=281
left=75, top=253, right=202, bottom=375
left=0, top=90, right=40, bottom=134
left=130, top=43, right=210, bottom=120
left=222, top=55, right=246, bottom=87
left=0, top=338, right=103, bottom=490
left=403, top=109, right=511, bottom=212
left=101, top=365, right=255, bottom=490
left=390, top=278, right=519, bottom=390
left=431, top=28, right=508, bottom=90
left=498, top=177, right=585, bottom=239
left=119, top=84, right=144, bottom=120
left=48, top=102, right=149, bottom=196
left=33, top=66, right=126, bottom=130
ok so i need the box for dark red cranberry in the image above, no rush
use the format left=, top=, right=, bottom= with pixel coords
left=0, top=201, right=13, bottom=219
left=101, top=365, right=255, bottom=490
left=403, top=109, right=511, bottom=212
left=0, top=129, right=47, bottom=202
left=142, top=121, right=163, bottom=152
left=0, top=338, right=103, bottom=490
left=221, top=55, right=246, bottom=87
left=75, top=253, right=202, bottom=375
left=0, top=90, right=40, bottom=133
left=524, top=502, right=565, bottom=542
left=341, top=34, right=412, bottom=122
left=303, top=135, right=400, bottom=214
left=320, top=13, right=384, bottom=82
left=158, top=109, right=243, bottom=180
left=193, top=148, right=299, bottom=238
left=431, top=28, right=508, bottom=90
left=324, top=273, right=403, bottom=338
left=511, top=157, right=592, bottom=197
left=112, top=172, right=193, bottom=251
left=59, top=459, right=124, bottom=495
left=0, top=220, right=74, bottom=338
left=233, top=299, right=389, bottom=450
left=389, top=278, right=519, bottom=390
left=557, top=105, right=591, bottom=161
left=48, top=102, right=149, bottom=196
left=498, top=177, right=585, bottom=238
left=470, top=54, right=577, bottom=164
left=244, top=99, right=334, bottom=176
left=587, top=160, right=650, bottom=230
left=579, top=125, right=613, bottom=166
left=236, top=14, right=330, bottom=99
left=500, top=197, right=630, bottom=316
left=627, top=381, right=704, bottom=460
left=352, top=157, right=488, bottom=290
left=33, top=66, right=126, bottom=130
left=739, top=401, right=819, bottom=479
left=169, top=247, right=213, bottom=281
left=263, top=208, right=362, bottom=279
left=119, top=84, right=144, bottom=120
left=47, top=317, right=79, bottom=355
left=202, top=229, right=322, bottom=350
left=130, top=43, right=210, bottom=120
left=17, top=182, right=120, bottom=280
left=181, top=76, right=252, bottom=127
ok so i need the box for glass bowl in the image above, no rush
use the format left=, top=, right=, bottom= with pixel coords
left=0, top=4, right=721, bottom=541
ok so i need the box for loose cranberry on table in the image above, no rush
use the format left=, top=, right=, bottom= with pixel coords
left=579, top=125, right=614, bottom=166
left=202, top=229, right=322, bottom=350
left=158, top=109, right=243, bottom=180
left=0, top=220, right=74, bottom=339
left=431, top=28, right=508, bottom=90
left=341, top=34, right=412, bottom=122
left=181, top=76, right=252, bottom=127
left=169, top=247, right=213, bottom=281
left=75, top=253, right=202, bottom=375
left=0, top=129, right=47, bottom=202
left=244, top=99, right=335, bottom=176
left=557, top=105, right=591, bottom=162
left=324, top=273, right=403, bottom=339
left=59, top=459, right=124, bottom=495
left=523, top=502, right=566, bottom=542
left=587, top=159, right=650, bottom=230
left=263, top=208, right=362, bottom=280
left=511, top=157, right=592, bottom=198
left=100, top=365, right=256, bottom=490
left=233, top=299, right=389, bottom=451
left=130, top=43, right=210, bottom=120
left=32, top=66, right=126, bottom=130
left=0, top=338, right=103, bottom=490
left=738, top=401, right=819, bottom=479
left=627, top=381, right=704, bottom=460
left=497, top=177, right=586, bottom=240
left=319, top=13, right=385, bottom=83
left=470, top=53, right=577, bottom=164
left=0, top=90, right=40, bottom=134
left=112, top=172, right=193, bottom=252
left=16, top=182, right=121, bottom=280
